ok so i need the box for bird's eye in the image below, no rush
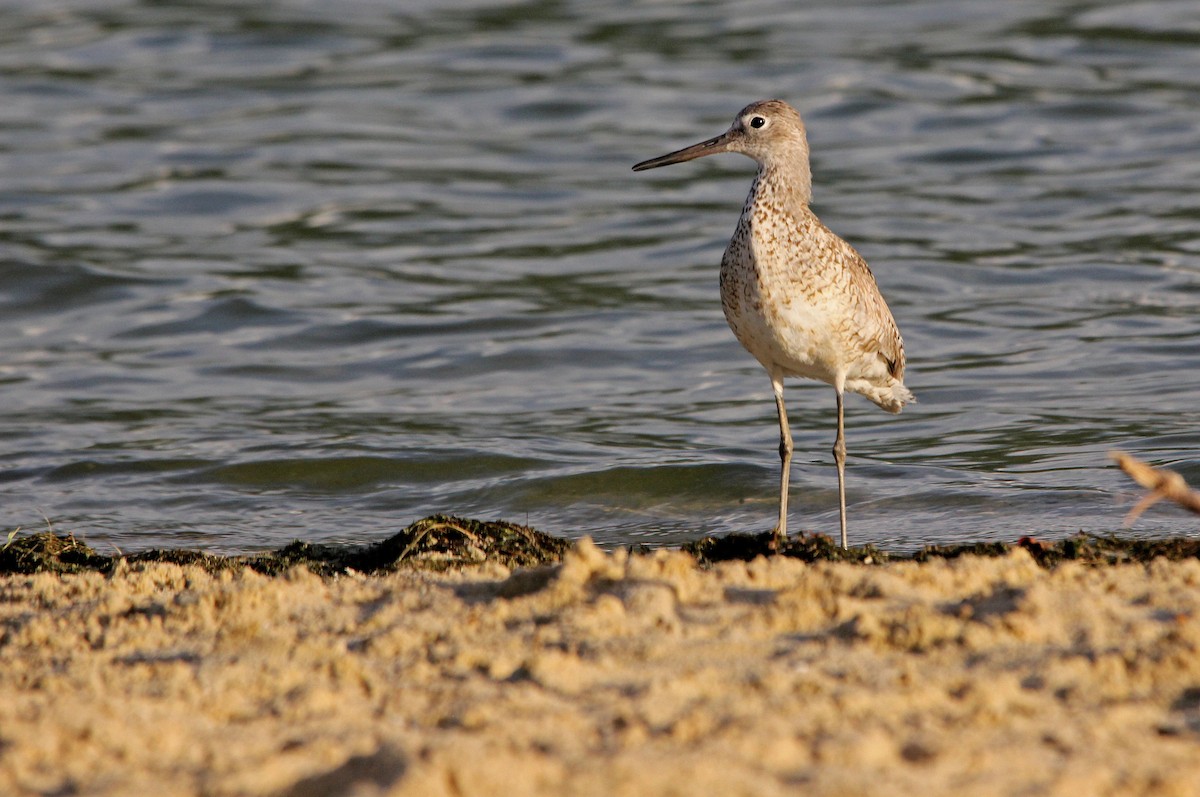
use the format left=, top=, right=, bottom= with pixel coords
left=749, top=116, right=766, bottom=129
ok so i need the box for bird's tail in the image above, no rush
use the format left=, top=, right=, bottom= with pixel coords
left=851, top=378, right=914, bottom=414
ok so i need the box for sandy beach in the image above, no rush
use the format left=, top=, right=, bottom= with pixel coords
left=2, top=533, right=1199, bottom=796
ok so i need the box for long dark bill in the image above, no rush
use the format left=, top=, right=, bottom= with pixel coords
left=632, top=132, right=731, bottom=171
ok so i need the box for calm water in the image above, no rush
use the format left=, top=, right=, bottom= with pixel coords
left=2, top=0, right=1198, bottom=553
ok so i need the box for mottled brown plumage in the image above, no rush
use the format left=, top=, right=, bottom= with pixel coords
left=634, top=99, right=913, bottom=548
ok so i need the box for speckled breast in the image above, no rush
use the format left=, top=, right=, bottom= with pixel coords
left=718, top=214, right=837, bottom=383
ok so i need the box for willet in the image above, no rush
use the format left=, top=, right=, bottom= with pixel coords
left=633, top=99, right=913, bottom=549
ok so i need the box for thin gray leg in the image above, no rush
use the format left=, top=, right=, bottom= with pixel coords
left=833, top=387, right=848, bottom=549
left=772, top=376, right=791, bottom=543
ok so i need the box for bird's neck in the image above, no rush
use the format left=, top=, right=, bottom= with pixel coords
left=751, top=162, right=813, bottom=216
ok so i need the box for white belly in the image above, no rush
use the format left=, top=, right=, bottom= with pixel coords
left=722, top=288, right=843, bottom=385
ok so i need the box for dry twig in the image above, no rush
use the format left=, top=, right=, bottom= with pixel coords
left=1110, top=451, right=1200, bottom=525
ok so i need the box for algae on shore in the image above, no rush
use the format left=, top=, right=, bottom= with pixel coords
left=3, top=514, right=1198, bottom=578
left=0, top=514, right=570, bottom=577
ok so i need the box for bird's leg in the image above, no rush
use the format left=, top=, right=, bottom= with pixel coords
left=772, top=376, right=792, bottom=546
left=833, top=387, right=848, bottom=549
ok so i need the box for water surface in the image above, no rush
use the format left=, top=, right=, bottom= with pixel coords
left=2, top=0, right=1198, bottom=552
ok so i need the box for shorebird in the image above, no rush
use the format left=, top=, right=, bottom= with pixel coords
left=633, top=99, right=913, bottom=549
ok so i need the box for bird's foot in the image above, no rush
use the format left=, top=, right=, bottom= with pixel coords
left=769, top=526, right=787, bottom=554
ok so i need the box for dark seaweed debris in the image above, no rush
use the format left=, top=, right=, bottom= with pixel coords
left=1, top=518, right=1197, bottom=578
left=683, top=529, right=886, bottom=564
left=0, top=515, right=569, bottom=577
left=0, top=530, right=112, bottom=574
left=683, top=531, right=1200, bottom=568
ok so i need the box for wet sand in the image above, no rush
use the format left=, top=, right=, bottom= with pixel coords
left=2, top=536, right=1199, bottom=796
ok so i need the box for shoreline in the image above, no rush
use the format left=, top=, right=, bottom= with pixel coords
left=1, top=518, right=1199, bottom=796
left=4, top=513, right=1200, bottom=578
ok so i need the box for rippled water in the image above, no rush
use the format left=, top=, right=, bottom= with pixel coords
left=2, top=0, right=1198, bottom=553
